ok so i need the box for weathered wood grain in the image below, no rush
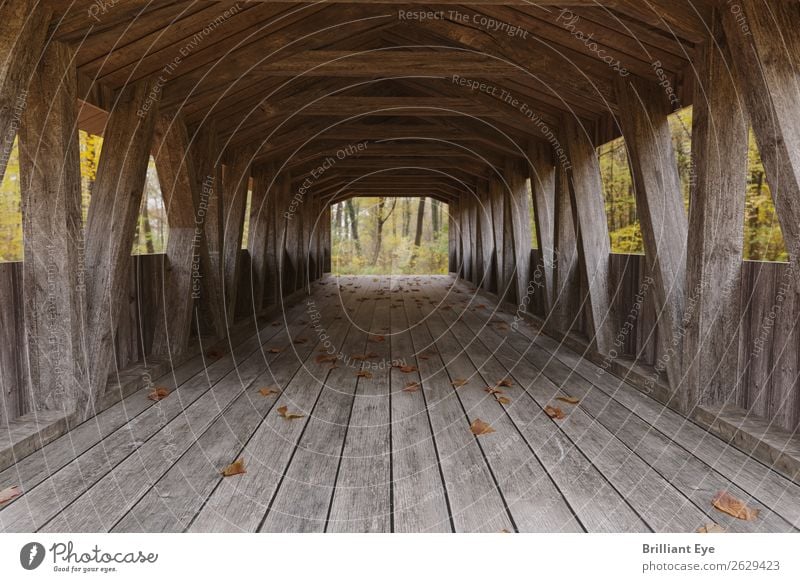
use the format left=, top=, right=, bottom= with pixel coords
left=18, top=41, right=88, bottom=416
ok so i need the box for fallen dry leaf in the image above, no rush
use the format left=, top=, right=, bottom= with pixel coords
left=293, top=338, right=308, bottom=345
left=697, top=523, right=725, bottom=533
left=221, top=458, right=246, bottom=477
left=147, top=387, right=171, bottom=401
left=316, top=354, right=337, bottom=364
left=399, top=365, right=417, bottom=373
left=544, top=405, right=566, bottom=420
left=497, top=378, right=513, bottom=387
left=259, top=386, right=280, bottom=397
left=370, top=335, right=386, bottom=343
left=712, top=491, right=759, bottom=521
left=451, top=378, right=469, bottom=388
left=485, top=387, right=504, bottom=395
left=271, top=322, right=281, bottom=327
left=277, top=405, right=305, bottom=420
left=205, top=348, right=223, bottom=359
left=267, top=347, right=282, bottom=354
left=556, top=395, right=580, bottom=405
left=0, top=485, right=21, bottom=505
left=357, top=371, right=373, bottom=379
left=496, top=396, right=512, bottom=405
left=470, top=418, right=495, bottom=436
left=403, top=382, right=420, bottom=392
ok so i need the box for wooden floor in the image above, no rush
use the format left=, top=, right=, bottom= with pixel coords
left=1, top=275, right=799, bottom=533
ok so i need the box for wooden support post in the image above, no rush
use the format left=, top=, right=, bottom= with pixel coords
left=247, top=165, right=272, bottom=312
left=150, top=115, right=206, bottom=357
left=84, top=80, right=158, bottom=406
left=469, top=194, right=479, bottom=286
left=300, top=191, right=313, bottom=291
left=564, top=116, right=614, bottom=354
left=490, top=179, right=506, bottom=295
left=615, top=76, right=689, bottom=400
left=0, top=1, right=52, bottom=184
left=221, top=147, right=253, bottom=319
left=477, top=181, right=495, bottom=292
left=723, top=1, right=800, bottom=264
left=322, top=202, right=332, bottom=274
left=18, top=42, right=87, bottom=415
left=505, top=158, right=533, bottom=310
left=529, top=142, right=557, bottom=313
left=448, top=202, right=458, bottom=273
left=192, top=123, right=226, bottom=336
left=682, top=12, right=749, bottom=411
left=459, top=196, right=472, bottom=282
left=276, top=172, right=292, bottom=298
left=552, top=162, right=580, bottom=332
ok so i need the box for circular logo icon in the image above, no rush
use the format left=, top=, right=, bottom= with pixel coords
left=20, top=542, right=46, bottom=570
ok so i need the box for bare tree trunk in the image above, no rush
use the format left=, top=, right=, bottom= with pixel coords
left=414, top=197, right=426, bottom=247
left=431, top=199, right=439, bottom=238
left=402, top=198, right=411, bottom=237
left=371, top=198, right=385, bottom=266
left=346, top=198, right=360, bottom=252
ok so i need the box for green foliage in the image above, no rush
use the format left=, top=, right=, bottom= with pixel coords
left=331, top=197, right=449, bottom=275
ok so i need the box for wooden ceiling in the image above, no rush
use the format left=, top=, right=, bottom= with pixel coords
left=58, top=0, right=710, bottom=200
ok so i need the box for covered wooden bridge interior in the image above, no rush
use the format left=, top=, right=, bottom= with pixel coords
left=1, top=0, right=800, bottom=532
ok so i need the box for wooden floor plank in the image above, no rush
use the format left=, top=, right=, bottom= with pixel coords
left=423, top=278, right=640, bottom=532
left=445, top=282, right=710, bottom=532
left=452, top=278, right=798, bottom=532
left=4, top=275, right=796, bottom=533
left=37, top=293, right=342, bottom=533
left=0, top=293, right=324, bottom=532
left=110, top=291, right=345, bottom=532
left=402, top=279, right=514, bottom=533
left=259, top=280, right=379, bottom=532
left=188, top=278, right=372, bottom=532
left=327, top=279, right=393, bottom=532
left=387, top=279, right=452, bottom=533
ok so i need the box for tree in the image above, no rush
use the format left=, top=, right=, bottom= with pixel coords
left=346, top=198, right=360, bottom=252
left=370, top=197, right=396, bottom=266
left=414, top=197, right=426, bottom=247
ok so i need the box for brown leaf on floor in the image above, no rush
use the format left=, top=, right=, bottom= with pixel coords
left=366, top=352, right=379, bottom=359
left=556, top=395, right=580, bottom=405
left=205, top=348, right=223, bottom=359
left=497, top=378, right=513, bottom=387
left=495, top=396, right=512, bottom=405
left=419, top=355, right=429, bottom=360
left=271, top=322, right=281, bottom=327
left=293, top=338, right=308, bottom=344
left=357, top=371, right=373, bottom=379
left=544, top=405, right=566, bottom=420
left=474, top=304, right=486, bottom=310
left=399, top=365, right=417, bottom=373
left=696, top=523, right=726, bottom=533
left=351, top=354, right=367, bottom=361
left=0, top=485, right=21, bottom=505
left=267, top=347, right=283, bottom=354
left=259, top=386, right=281, bottom=397
left=221, top=458, right=246, bottom=477
left=316, top=354, right=337, bottom=364
left=403, top=382, right=420, bottom=393
left=451, top=378, right=469, bottom=388
left=712, top=491, right=759, bottom=521
left=277, top=405, right=305, bottom=420
left=147, top=387, right=171, bottom=401
left=484, top=387, right=504, bottom=395
left=370, top=335, right=386, bottom=343
left=470, top=418, right=495, bottom=436
left=499, top=528, right=511, bottom=533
